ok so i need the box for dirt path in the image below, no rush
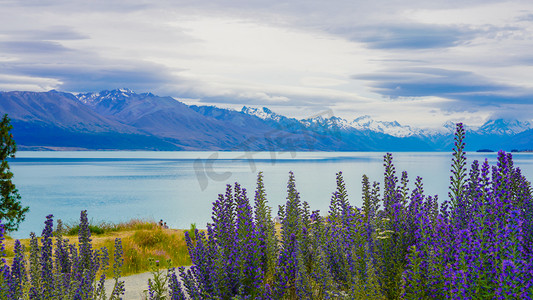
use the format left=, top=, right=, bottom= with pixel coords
left=105, top=271, right=152, bottom=299
left=105, top=266, right=190, bottom=300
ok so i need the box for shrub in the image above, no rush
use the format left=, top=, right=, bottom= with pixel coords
left=66, top=224, right=106, bottom=236
left=62, top=218, right=158, bottom=236
left=0, top=210, right=125, bottom=299
left=165, top=123, right=533, bottom=299
left=119, top=228, right=190, bottom=276
left=185, top=223, right=197, bottom=242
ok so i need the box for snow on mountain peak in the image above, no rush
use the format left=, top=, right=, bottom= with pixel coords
left=478, top=119, right=532, bottom=135
left=351, top=116, right=420, bottom=137
left=300, top=114, right=419, bottom=137
left=241, top=106, right=281, bottom=121
left=301, top=115, right=352, bottom=130
left=102, top=88, right=136, bottom=98
left=353, top=115, right=372, bottom=124
left=74, top=91, right=533, bottom=140
left=77, top=88, right=137, bottom=105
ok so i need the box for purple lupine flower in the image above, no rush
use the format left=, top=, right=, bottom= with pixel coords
left=0, top=220, right=5, bottom=265
left=176, top=123, right=533, bottom=299
left=110, top=238, right=125, bottom=298
left=78, top=210, right=93, bottom=273
left=168, top=267, right=187, bottom=300
left=40, top=214, right=55, bottom=298
left=10, top=239, right=26, bottom=299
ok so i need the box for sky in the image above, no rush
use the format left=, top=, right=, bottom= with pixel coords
left=1, top=0, right=533, bottom=128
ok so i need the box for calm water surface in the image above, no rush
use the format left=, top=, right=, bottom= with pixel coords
left=9, top=151, right=533, bottom=238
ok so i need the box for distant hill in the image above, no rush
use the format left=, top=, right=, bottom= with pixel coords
left=0, top=89, right=531, bottom=151
left=506, top=128, right=533, bottom=150
left=0, top=90, right=177, bottom=150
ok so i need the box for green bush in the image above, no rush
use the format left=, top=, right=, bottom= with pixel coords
left=66, top=224, right=107, bottom=235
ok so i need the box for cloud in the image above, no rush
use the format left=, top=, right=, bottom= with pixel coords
left=490, top=104, right=533, bottom=121
left=1, top=0, right=533, bottom=128
left=0, top=9, right=189, bottom=93
left=3, top=60, right=179, bottom=93
left=515, top=12, right=533, bottom=22
left=0, top=41, right=71, bottom=54
left=0, top=39, right=182, bottom=93
left=300, top=77, right=348, bottom=87
left=169, top=79, right=369, bottom=109
left=5, top=0, right=152, bottom=12
left=4, top=27, right=90, bottom=41
left=354, top=67, right=533, bottom=105
left=336, top=23, right=479, bottom=49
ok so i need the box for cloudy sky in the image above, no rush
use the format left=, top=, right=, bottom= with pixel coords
left=1, top=0, right=533, bottom=128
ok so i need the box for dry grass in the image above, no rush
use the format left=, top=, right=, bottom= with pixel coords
left=2, top=219, right=192, bottom=277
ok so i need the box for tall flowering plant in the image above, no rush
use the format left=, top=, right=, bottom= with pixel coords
left=173, top=123, right=533, bottom=299
left=178, top=174, right=280, bottom=299
left=402, top=123, right=533, bottom=299
left=0, top=211, right=125, bottom=299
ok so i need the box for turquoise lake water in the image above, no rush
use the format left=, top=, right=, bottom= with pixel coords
left=8, top=151, right=533, bottom=238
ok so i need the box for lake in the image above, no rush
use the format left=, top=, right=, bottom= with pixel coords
left=8, top=151, right=533, bottom=238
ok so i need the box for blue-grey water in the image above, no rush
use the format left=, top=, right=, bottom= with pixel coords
left=8, top=151, right=533, bottom=238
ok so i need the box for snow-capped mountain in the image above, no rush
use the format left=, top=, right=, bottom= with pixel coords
left=241, top=106, right=284, bottom=122
left=350, top=115, right=422, bottom=137
left=240, top=106, right=303, bottom=132
left=422, top=119, right=533, bottom=137
left=299, top=114, right=421, bottom=138
left=418, top=121, right=461, bottom=137
left=2, top=89, right=532, bottom=151
left=77, top=88, right=138, bottom=105
left=477, top=119, right=532, bottom=136
left=301, top=116, right=352, bottom=130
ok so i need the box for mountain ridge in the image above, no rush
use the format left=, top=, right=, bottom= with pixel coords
left=1, top=89, right=531, bottom=151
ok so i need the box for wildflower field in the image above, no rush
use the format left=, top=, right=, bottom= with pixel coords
left=1, top=123, right=533, bottom=299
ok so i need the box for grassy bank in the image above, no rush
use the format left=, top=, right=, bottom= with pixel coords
left=2, top=219, right=192, bottom=277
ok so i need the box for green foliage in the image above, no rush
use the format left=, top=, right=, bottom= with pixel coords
left=144, top=258, right=172, bottom=299
left=254, top=172, right=278, bottom=278
left=0, top=212, right=126, bottom=299
left=362, top=174, right=381, bottom=225
left=133, top=229, right=171, bottom=248
left=185, top=223, right=196, bottom=242
left=63, top=218, right=158, bottom=236
left=402, top=245, right=428, bottom=300
left=449, top=122, right=467, bottom=214
left=180, top=124, right=533, bottom=299
left=66, top=224, right=106, bottom=236
left=119, top=228, right=190, bottom=276
left=351, top=249, right=385, bottom=300
left=0, top=114, right=29, bottom=232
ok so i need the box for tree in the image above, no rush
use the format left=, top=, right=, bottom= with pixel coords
left=0, top=114, right=29, bottom=232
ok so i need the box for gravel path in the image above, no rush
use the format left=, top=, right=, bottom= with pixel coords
left=105, top=266, right=190, bottom=300
left=105, top=272, right=152, bottom=299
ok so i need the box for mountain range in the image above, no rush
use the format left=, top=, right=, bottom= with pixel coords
left=0, top=89, right=531, bottom=151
